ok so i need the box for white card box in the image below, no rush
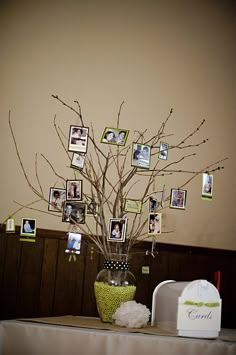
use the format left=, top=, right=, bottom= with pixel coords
left=151, top=279, right=221, bottom=338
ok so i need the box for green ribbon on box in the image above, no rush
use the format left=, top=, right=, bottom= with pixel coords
left=183, top=300, right=220, bottom=307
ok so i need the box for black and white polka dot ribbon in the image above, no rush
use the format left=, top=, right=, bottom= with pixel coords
left=103, top=260, right=129, bottom=271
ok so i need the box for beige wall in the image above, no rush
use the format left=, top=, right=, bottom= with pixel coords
left=0, top=0, right=235, bottom=250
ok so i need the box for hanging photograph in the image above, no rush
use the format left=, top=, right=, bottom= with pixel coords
left=202, top=173, right=213, bottom=200
left=124, top=199, right=142, bottom=214
left=70, top=153, right=86, bottom=171
left=62, top=201, right=86, bottom=224
left=149, top=196, right=158, bottom=213
left=66, top=180, right=82, bottom=201
left=68, top=125, right=89, bottom=153
left=170, top=188, right=187, bottom=209
left=116, top=129, right=129, bottom=145
left=20, top=218, right=37, bottom=240
left=148, top=213, right=162, bottom=235
left=108, top=218, right=127, bottom=242
left=158, top=142, right=169, bottom=161
left=65, top=232, right=82, bottom=255
left=5, top=218, right=15, bottom=233
left=48, top=188, right=66, bottom=212
left=101, top=127, right=129, bottom=146
left=86, top=201, right=99, bottom=216
left=131, top=143, right=151, bottom=169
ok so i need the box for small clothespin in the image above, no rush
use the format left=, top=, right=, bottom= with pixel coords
left=90, top=246, right=94, bottom=260
left=68, top=254, right=77, bottom=262
left=146, top=238, right=158, bottom=258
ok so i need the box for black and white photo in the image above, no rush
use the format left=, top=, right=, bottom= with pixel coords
left=131, top=143, right=151, bottom=169
left=101, top=127, right=129, bottom=146
left=68, top=125, right=89, bottom=153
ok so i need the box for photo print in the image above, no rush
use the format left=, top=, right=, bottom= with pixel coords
left=70, top=152, right=86, bottom=171
left=48, top=188, right=66, bottom=212
left=170, top=188, right=187, bottom=209
left=20, top=218, right=37, bottom=241
left=62, top=201, right=86, bottom=224
left=149, top=196, right=158, bottom=213
left=131, top=143, right=151, bottom=169
left=68, top=125, right=89, bottom=153
left=202, top=173, right=213, bottom=200
left=65, top=232, right=82, bottom=255
left=158, top=142, right=169, bottom=161
left=86, top=201, right=98, bottom=216
left=108, top=218, right=127, bottom=242
left=148, top=213, right=162, bottom=235
left=66, top=180, right=82, bottom=201
left=101, top=127, right=129, bottom=146
left=5, top=217, right=15, bottom=233
left=124, top=199, right=142, bottom=214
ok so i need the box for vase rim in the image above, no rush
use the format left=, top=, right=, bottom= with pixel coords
left=106, top=253, right=130, bottom=261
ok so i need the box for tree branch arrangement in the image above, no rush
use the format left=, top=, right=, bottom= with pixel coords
left=6, top=95, right=227, bottom=259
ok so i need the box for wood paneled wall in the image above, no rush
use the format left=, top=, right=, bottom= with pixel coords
left=0, top=227, right=235, bottom=328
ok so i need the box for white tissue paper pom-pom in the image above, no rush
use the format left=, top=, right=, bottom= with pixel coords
left=112, top=300, right=151, bottom=328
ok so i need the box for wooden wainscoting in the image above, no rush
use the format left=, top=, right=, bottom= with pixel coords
left=0, top=226, right=235, bottom=328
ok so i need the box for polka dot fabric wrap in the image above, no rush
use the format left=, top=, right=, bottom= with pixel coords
left=103, top=260, right=129, bottom=271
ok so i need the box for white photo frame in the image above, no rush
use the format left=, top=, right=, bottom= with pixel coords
left=65, top=232, right=82, bottom=255
left=108, top=218, right=127, bottom=242
left=6, top=218, right=15, bottom=233
left=158, top=142, right=169, bottom=160
left=48, top=188, right=66, bottom=212
left=66, top=180, right=83, bottom=201
left=148, top=213, right=162, bottom=235
left=86, top=201, right=99, bottom=216
left=202, top=173, right=213, bottom=199
left=68, top=125, right=89, bottom=153
left=170, top=188, right=187, bottom=209
left=70, top=153, right=86, bottom=170
left=131, top=143, right=151, bottom=169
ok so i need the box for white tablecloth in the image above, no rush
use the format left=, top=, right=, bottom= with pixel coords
left=0, top=318, right=235, bottom=355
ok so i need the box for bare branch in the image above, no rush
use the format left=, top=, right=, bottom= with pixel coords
left=9, top=111, right=42, bottom=198
left=41, top=154, right=67, bottom=183
left=7, top=99, right=227, bottom=259
left=116, top=101, right=124, bottom=129
left=35, top=153, right=44, bottom=195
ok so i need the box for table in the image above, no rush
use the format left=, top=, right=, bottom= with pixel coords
left=0, top=316, right=235, bottom=355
